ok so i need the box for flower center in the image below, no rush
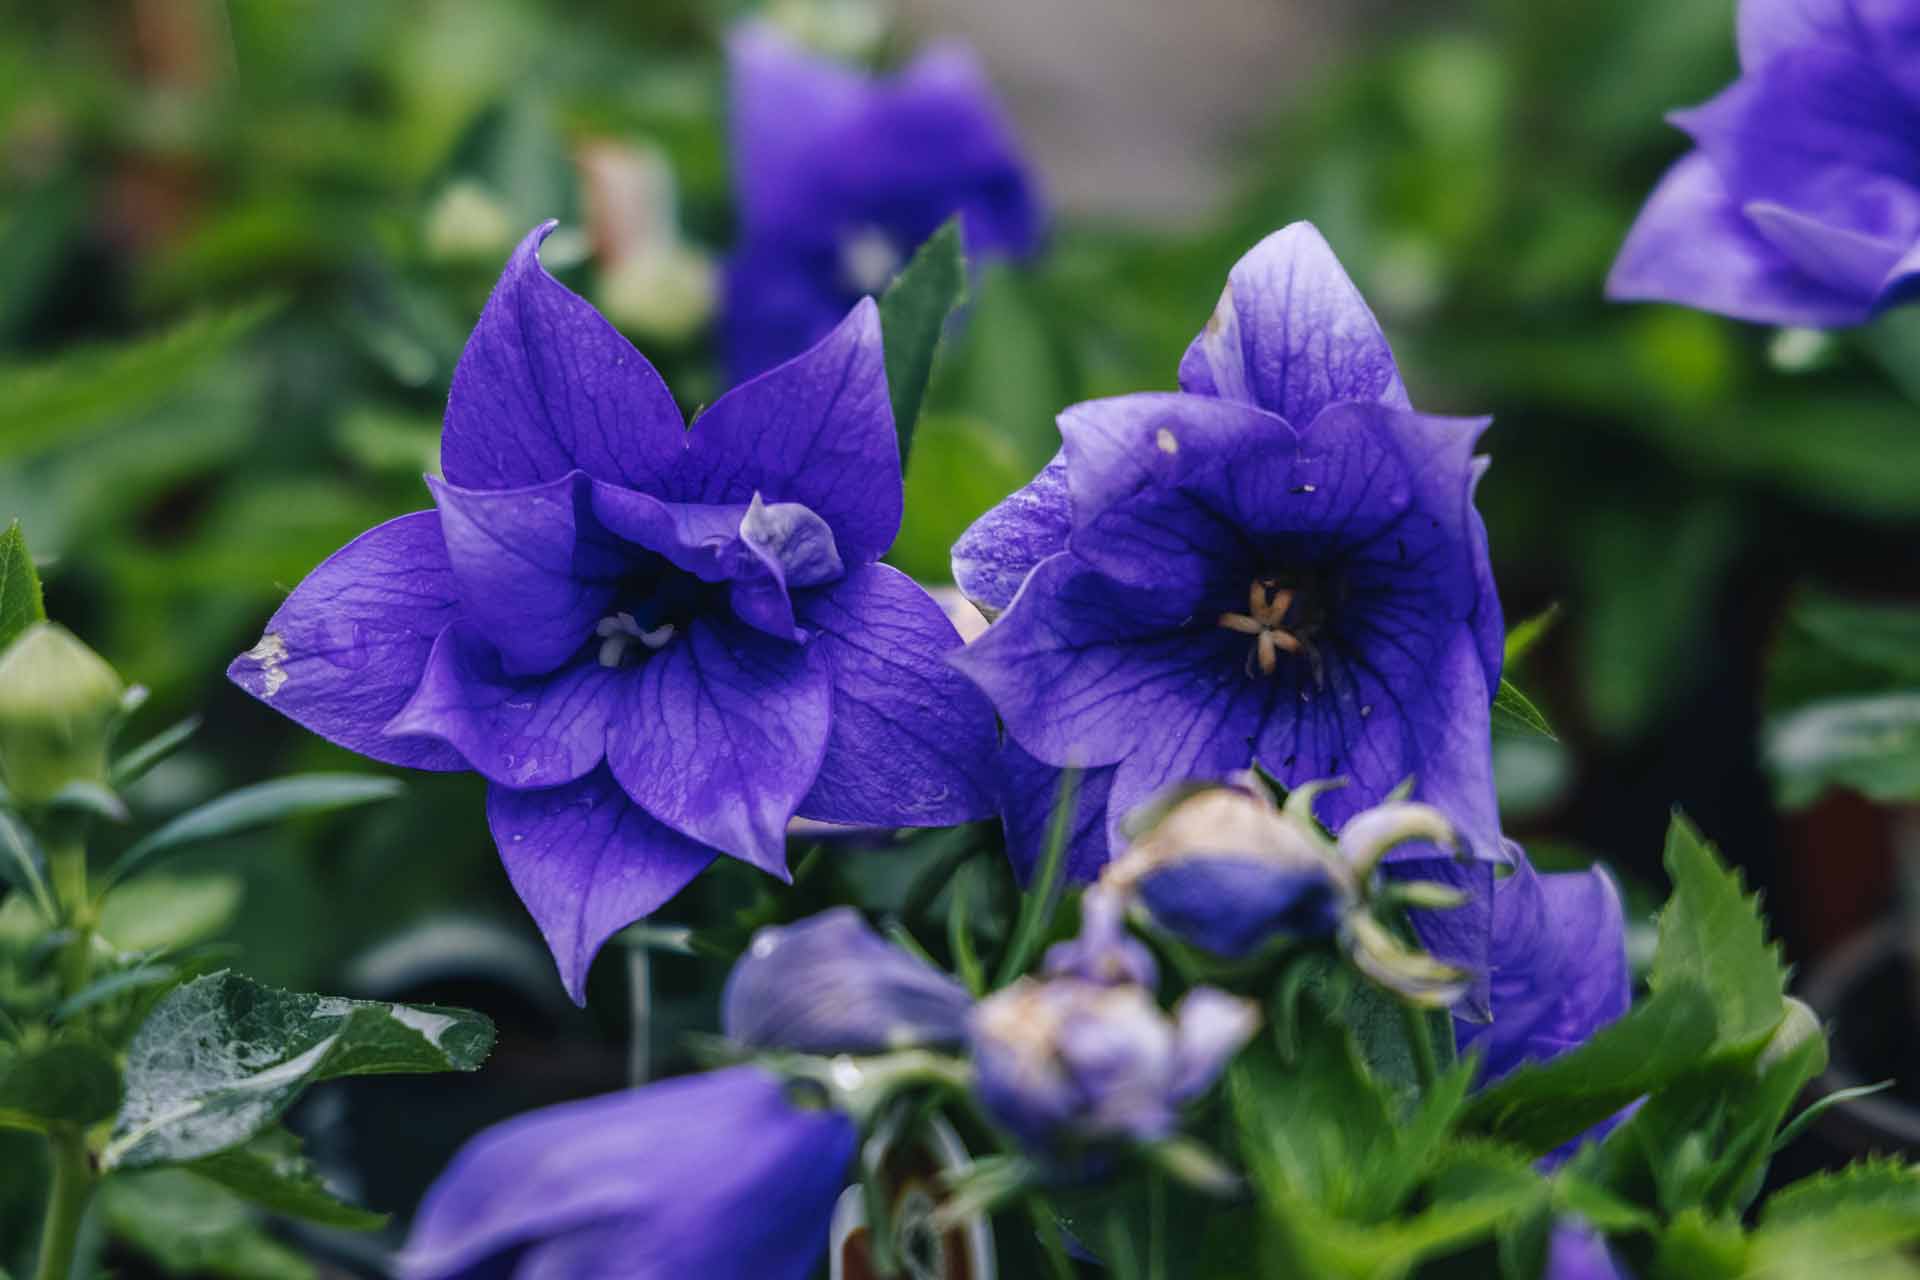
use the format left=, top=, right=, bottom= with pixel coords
left=594, top=612, right=677, bottom=668
left=1218, top=576, right=1324, bottom=680
left=591, top=570, right=728, bottom=668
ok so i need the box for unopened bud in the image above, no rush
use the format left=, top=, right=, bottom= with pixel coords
left=0, top=623, right=125, bottom=805
left=1757, top=996, right=1824, bottom=1072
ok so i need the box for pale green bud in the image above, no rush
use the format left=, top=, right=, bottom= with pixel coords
left=0, top=623, right=125, bottom=805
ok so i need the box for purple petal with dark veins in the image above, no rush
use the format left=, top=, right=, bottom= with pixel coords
left=403, top=1066, right=852, bottom=1280
left=385, top=621, right=615, bottom=789
left=793, top=563, right=996, bottom=826
left=441, top=222, right=687, bottom=493
left=428, top=472, right=629, bottom=677
left=678, top=298, right=900, bottom=566
left=487, top=769, right=716, bottom=1004
left=605, top=617, right=832, bottom=877
left=951, top=450, right=1071, bottom=615
left=723, top=907, right=974, bottom=1053
left=1177, top=222, right=1410, bottom=424
left=228, top=511, right=466, bottom=771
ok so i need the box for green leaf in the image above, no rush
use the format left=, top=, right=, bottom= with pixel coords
left=887, top=412, right=1031, bottom=583
left=1760, top=1159, right=1920, bottom=1234
left=52, top=962, right=180, bottom=1021
left=1492, top=678, right=1556, bottom=740
left=1765, top=693, right=1920, bottom=811
left=879, top=218, right=968, bottom=468
left=0, top=1036, right=121, bottom=1130
left=1650, top=1209, right=1748, bottom=1280
left=192, top=1127, right=387, bottom=1230
left=110, top=714, right=204, bottom=789
left=104, top=970, right=493, bottom=1169
left=1502, top=603, right=1560, bottom=668
left=0, top=300, right=278, bottom=462
left=1747, top=1163, right=1920, bottom=1279
left=105, top=773, right=405, bottom=886
left=1650, top=814, right=1787, bottom=1057
left=100, top=872, right=245, bottom=952
left=100, top=1169, right=316, bottom=1280
left=1464, top=979, right=1718, bottom=1155
left=0, top=521, right=45, bottom=654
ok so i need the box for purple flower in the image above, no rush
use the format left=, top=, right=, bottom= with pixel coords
left=969, top=976, right=1256, bottom=1154
left=952, top=223, right=1504, bottom=886
left=1041, top=886, right=1160, bottom=988
left=403, top=1067, right=854, bottom=1280
left=1607, top=0, right=1920, bottom=326
left=723, top=908, right=974, bottom=1053
left=229, top=224, right=997, bottom=1002
left=1546, top=1223, right=1631, bottom=1280
left=725, top=23, right=1045, bottom=380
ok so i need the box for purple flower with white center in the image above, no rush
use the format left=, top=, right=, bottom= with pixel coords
left=952, top=222, right=1505, bottom=890
left=1607, top=0, right=1920, bottom=326
left=403, top=1066, right=854, bottom=1280
left=725, top=22, right=1045, bottom=381
left=969, top=976, right=1257, bottom=1154
left=229, top=223, right=997, bottom=1002
left=723, top=908, right=974, bottom=1054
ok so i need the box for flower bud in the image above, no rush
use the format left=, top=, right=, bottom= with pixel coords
left=1757, top=996, right=1823, bottom=1072
left=423, top=180, right=516, bottom=264
left=0, top=623, right=125, bottom=805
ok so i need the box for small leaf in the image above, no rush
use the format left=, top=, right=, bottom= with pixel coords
left=193, top=1127, right=387, bottom=1230
left=110, top=715, right=204, bottom=789
left=1502, top=603, right=1560, bottom=668
left=1464, top=979, right=1719, bottom=1155
left=0, top=1036, right=121, bottom=1130
left=0, top=299, right=278, bottom=462
left=104, top=970, right=493, bottom=1169
left=0, top=520, right=45, bottom=654
left=53, top=963, right=179, bottom=1021
left=100, top=1169, right=317, bottom=1280
left=105, top=773, right=404, bottom=886
left=1492, top=678, right=1556, bottom=740
left=1760, top=1158, right=1920, bottom=1235
left=1765, top=693, right=1920, bottom=811
left=1650, top=813, right=1787, bottom=1057
left=879, top=218, right=968, bottom=468
left=100, top=872, right=245, bottom=953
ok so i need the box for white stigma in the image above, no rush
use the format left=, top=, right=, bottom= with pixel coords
left=839, top=225, right=903, bottom=294
left=595, top=612, right=676, bottom=667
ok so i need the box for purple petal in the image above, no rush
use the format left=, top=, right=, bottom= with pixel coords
left=441, top=223, right=686, bottom=493
left=951, top=552, right=1244, bottom=771
left=1739, top=0, right=1920, bottom=101
left=1169, top=987, right=1260, bottom=1102
left=1043, top=887, right=1158, bottom=987
left=1058, top=392, right=1299, bottom=597
left=951, top=451, right=1071, bottom=615
left=1608, top=153, right=1870, bottom=326
left=1385, top=853, right=1497, bottom=1020
left=1135, top=856, right=1342, bottom=959
left=403, top=1066, right=853, bottom=1280
left=728, top=23, right=871, bottom=242
left=722, top=908, right=974, bottom=1053
left=792, top=563, right=996, bottom=826
left=1465, top=457, right=1505, bottom=693
left=428, top=472, right=628, bottom=676
left=1545, top=1224, right=1630, bottom=1280
left=487, top=770, right=716, bottom=1004
left=678, top=298, right=900, bottom=566
left=386, top=622, right=614, bottom=789
left=1177, top=222, right=1410, bottom=424
left=605, top=618, right=832, bottom=877
left=996, top=745, right=1116, bottom=886
left=228, top=512, right=466, bottom=771
left=1746, top=199, right=1912, bottom=298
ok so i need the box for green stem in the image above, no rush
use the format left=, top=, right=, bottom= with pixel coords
left=34, top=1127, right=93, bottom=1280
left=48, top=834, right=93, bottom=999
left=1400, top=1001, right=1438, bottom=1092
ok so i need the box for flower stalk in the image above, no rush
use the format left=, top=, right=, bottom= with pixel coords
left=34, top=1126, right=93, bottom=1280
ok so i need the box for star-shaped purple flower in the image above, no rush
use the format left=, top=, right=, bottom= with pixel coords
left=952, top=223, right=1504, bottom=883
left=403, top=1066, right=854, bottom=1280
left=1607, top=0, right=1920, bottom=326
left=229, top=223, right=997, bottom=1001
left=724, top=22, right=1045, bottom=381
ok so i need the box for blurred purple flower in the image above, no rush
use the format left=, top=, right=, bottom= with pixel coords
left=1547, top=1222, right=1632, bottom=1280
left=1042, top=885, right=1161, bottom=988
left=952, top=223, right=1504, bottom=886
left=970, top=976, right=1256, bottom=1154
left=403, top=1066, right=853, bottom=1280
left=723, top=908, right=974, bottom=1053
left=725, top=23, right=1045, bottom=381
left=1608, top=0, right=1920, bottom=325
left=230, top=224, right=997, bottom=1002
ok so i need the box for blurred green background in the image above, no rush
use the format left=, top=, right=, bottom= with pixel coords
left=5, top=0, right=1920, bottom=1269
